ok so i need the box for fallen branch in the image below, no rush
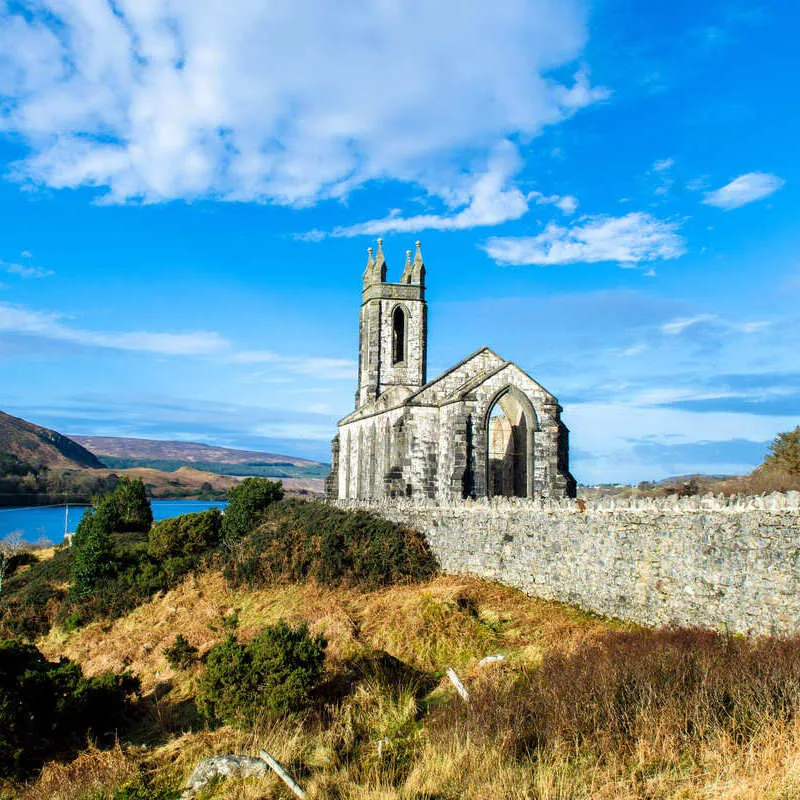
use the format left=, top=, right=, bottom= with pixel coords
left=259, top=748, right=307, bottom=799
left=476, top=654, right=505, bottom=667
left=446, top=667, right=469, bottom=702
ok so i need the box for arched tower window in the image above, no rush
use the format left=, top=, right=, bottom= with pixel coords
left=392, top=306, right=407, bottom=364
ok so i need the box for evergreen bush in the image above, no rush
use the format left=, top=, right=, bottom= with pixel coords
left=765, top=426, right=800, bottom=476
left=197, top=620, right=326, bottom=726
left=221, top=477, right=284, bottom=544
left=147, top=508, right=221, bottom=559
left=163, top=634, right=198, bottom=670
left=225, top=500, right=437, bottom=590
left=112, top=477, right=153, bottom=533
left=71, top=507, right=116, bottom=600
left=0, top=638, right=139, bottom=777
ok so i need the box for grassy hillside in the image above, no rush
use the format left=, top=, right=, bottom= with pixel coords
left=96, top=456, right=329, bottom=479
left=0, top=412, right=320, bottom=506
left=5, top=491, right=800, bottom=799
left=17, top=572, right=800, bottom=800
left=72, top=435, right=325, bottom=468
left=0, top=411, right=103, bottom=470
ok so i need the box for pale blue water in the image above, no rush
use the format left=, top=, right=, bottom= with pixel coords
left=0, top=500, right=228, bottom=544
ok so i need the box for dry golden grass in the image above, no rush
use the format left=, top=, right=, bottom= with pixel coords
left=25, top=572, right=800, bottom=800
left=16, top=743, right=138, bottom=800
left=38, top=571, right=617, bottom=692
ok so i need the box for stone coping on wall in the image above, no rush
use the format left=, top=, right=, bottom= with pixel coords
left=333, top=490, right=800, bottom=515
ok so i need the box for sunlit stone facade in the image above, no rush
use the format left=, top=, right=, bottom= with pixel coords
left=325, top=240, right=576, bottom=501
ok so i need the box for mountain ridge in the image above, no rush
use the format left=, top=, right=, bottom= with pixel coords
left=70, top=435, right=324, bottom=468
left=0, top=411, right=103, bottom=470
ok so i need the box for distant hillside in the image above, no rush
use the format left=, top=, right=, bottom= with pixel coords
left=72, top=435, right=329, bottom=479
left=0, top=411, right=103, bottom=470
left=71, top=435, right=320, bottom=466
left=1, top=412, right=246, bottom=506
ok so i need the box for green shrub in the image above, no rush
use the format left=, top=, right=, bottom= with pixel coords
left=0, top=638, right=139, bottom=777
left=224, top=500, right=437, bottom=590
left=71, top=507, right=116, bottom=600
left=2, top=490, right=216, bottom=636
left=163, top=634, right=198, bottom=670
left=112, top=477, right=153, bottom=533
left=198, top=620, right=326, bottom=726
left=221, top=478, right=284, bottom=544
left=765, top=426, right=800, bottom=476
left=147, top=508, right=221, bottom=560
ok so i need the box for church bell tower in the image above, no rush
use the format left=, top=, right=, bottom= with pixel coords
left=356, top=239, right=427, bottom=407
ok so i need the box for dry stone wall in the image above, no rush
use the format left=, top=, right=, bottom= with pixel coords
left=336, top=493, right=800, bottom=635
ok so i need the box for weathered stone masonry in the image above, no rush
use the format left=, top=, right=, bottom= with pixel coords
left=326, top=240, right=576, bottom=502
left=338, top=493, right=800, bottom=636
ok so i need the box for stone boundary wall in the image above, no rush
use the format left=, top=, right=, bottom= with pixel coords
left=335, top=492, right=800, bottom=635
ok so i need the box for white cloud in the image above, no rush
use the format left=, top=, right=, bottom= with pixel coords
left=484, top=212, right=685, bottom=266
left=0, top=301, right=355, bottom=377
left=0, top=302, right=228, bottom=355
left=702, top=172, right=785, bottom=210
left=309, top=141, right=583, bottom=238
left=567, top=401, right=797, bottom=483
left=660, top=314, right=718, bottom=335
left=529, top=191, right=579, bottom=214
left=660, top=314, right=772, bottom=337
left=234, top=350, right=355, bottom=380
left=0, top=1, right=605, bottom=206
left=320, top=141, right=531, bottom=237
left=650, top=157, right=675, bottom=196
left=0, top=259, right=53, bottom=278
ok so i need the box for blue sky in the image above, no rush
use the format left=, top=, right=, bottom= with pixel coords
left=0, top=0, right=798, bottom=484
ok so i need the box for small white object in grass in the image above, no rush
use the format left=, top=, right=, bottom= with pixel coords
left=477, top=654, right=505, bottom=667
left=259, top=749, right=307, bottom=799
left=446, top=667, right=469, bottom=702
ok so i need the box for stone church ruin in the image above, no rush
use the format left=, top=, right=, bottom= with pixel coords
left=326, top=240, right=576, bottom=501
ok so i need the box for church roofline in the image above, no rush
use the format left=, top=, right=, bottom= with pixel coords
left=336, top=346, right=501, bottom=425
left=335, top=345, right=560, bottom=427
left=405, top=345, right=501, bottom=402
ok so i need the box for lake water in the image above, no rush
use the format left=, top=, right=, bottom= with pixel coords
left=0, top=500, right=228, bottom=544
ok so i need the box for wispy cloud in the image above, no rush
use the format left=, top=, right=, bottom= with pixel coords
left=0, top=302, right=228, bottom=355
left=650, top=157, right=675, bottom=196
left=0, top=301, right=356, bottom=378
left=660, top=314, right=772, bottom=336
left=233, top=350, right=355, bottom=380
left=0, top=260, right=53, bottom=279
left=8, top=394, right=338, bottom=454
left=484, top=212, right=685, bottom=266
left=0, top=1, right=605, bottom=206
left=660, top=314, right=718, bottom=335
left=529, top=191, right=579, bottom=214
left=304, top=141, right=582, bottom=238
left=703, top=172, right=785, bottom=210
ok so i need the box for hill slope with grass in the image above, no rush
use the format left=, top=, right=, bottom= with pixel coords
left=72, top=435, right=329, bottom=480
left=0, top=413, right=291, bottom=507
left=0, top=411, right=103, bottom=471
left=5, top=479, right=800, bottom=799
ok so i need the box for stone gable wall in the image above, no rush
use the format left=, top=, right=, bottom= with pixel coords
left=335, top=493, right=800, bottom=635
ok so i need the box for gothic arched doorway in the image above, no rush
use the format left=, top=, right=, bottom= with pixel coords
left=485, top=386, right=536, bottom=498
